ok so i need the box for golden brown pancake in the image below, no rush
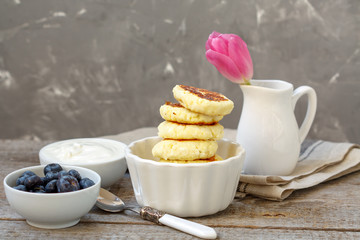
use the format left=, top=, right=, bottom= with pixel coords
left=157, top=121, right=224, bottom=140
left=158, top=154, right=223, bottom=163
left=152, top=139, right=218, bottom=161
left=173, top=85, right=234, bottom=116
left=160, top=102, right=223, bottom=124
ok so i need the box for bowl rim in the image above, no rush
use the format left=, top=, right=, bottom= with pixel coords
left=39, top=138, right=127, bottom=166
left=4, top=164, right=101, bottom=197
left=125, top=136, right=245, bottom=167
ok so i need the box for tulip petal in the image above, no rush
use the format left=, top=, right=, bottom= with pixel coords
left=206, top=31, right=222, bottom=51
left=228, top=36, right=253, bottom=80
left=206, top=49, right=245, bottom=84
left=210, top=38, right=228, bottom=55
left=209, top=31, right=221, bottom=38
left=219, top=33, right=237, bottom=44
left=205, top=40, right=211, bottom=51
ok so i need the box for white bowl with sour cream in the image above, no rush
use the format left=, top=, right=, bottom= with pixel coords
left=39, top=138, right=127, bottom=188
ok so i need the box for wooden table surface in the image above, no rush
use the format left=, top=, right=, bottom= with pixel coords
left=2, top=138, right=360, bottom=239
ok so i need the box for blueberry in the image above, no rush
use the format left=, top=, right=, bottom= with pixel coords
left=44, top=163, right=63, bottom=175
left=68, top=169, right=81, bottom=181
left=24, top=175, right=43, bottom=190
left=57, top=175, right=80, bottom=192
left=13, top=185, right=27, bottom=191
left=21, top=170, right=36, bottom=177
left=40, top=176, right=47, bottom=184
left=16, top=176, right=28, bottom=186
left=45, top=179, right=58, bottom=193
left=44, top=171, right=60, bottom=183
left=16, top=170, right=37, bottom=186
left=58, top=170, right=68, bottom=177
left=79, top=177, right=95, bottom=189
left=31, top=185, right=46, bottom=193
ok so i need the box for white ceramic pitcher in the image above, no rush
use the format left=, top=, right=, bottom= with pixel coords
left=236, top=80, right=317, bottom=176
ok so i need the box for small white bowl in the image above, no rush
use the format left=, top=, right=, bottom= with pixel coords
left=39, top=138, right=127, bottom=188
left=125, top=136, right=245, bottom=217
left=4, top=165, right=100, bottom=229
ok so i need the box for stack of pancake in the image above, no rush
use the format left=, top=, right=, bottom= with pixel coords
left=152, top=85, right=234, bottom=163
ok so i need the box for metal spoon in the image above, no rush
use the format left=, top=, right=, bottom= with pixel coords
left=96, top=188, right=217, bottom=239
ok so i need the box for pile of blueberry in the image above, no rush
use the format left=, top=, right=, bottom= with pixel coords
left=13, top=163, right=95, bottom=193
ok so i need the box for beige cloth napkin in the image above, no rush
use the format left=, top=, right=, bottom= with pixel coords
left=103, top=127, right=360, bottom=201
left=237, top=140, right=360, bottom=201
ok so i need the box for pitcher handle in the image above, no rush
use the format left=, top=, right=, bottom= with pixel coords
left=292, top=86, right=317, bottom=143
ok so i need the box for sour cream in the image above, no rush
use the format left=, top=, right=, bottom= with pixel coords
left=39, top=138, right=125, bottom=164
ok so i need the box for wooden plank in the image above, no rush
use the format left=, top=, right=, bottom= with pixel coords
left=0, top=221, right=359, bottom=239
left=3, top=171, right=360, bottom=231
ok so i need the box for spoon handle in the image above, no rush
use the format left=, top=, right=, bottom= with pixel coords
left=140, top=206, right=217, bottom=239
left=159, top=214, right=217, bottom=239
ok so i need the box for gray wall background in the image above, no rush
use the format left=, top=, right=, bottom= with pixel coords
left=0, top=0, right=359, bottom=143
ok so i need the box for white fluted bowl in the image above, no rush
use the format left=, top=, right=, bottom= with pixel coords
left=4, top=165, right=100, bottom=229
left=125, top=136, right=245, bottom=217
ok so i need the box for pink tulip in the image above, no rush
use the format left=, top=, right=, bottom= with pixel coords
left=206, top=31, right=253, bottom=85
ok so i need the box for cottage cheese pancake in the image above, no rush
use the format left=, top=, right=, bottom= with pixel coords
left=173, top=85, right=234, bottom=116
left=160, top=102, right=223, bottom=124
left=152, top=139, right=218, bottom=160
left=159, top=154, right=223, bottom=163
left=158, top=121, right=224, bottom=140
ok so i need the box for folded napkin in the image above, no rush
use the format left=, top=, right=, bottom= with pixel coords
left=237, top=140, right=360, bottom=201
left=103, top=127, right=360, bottom=201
